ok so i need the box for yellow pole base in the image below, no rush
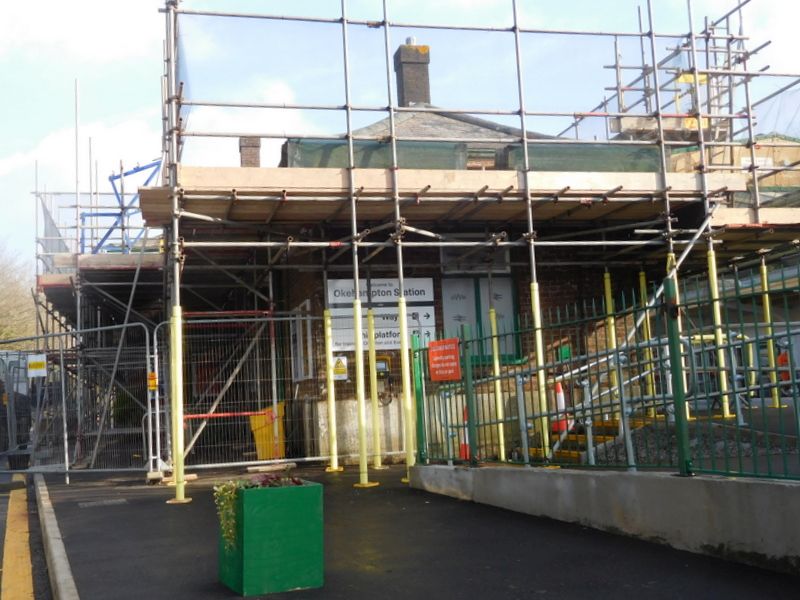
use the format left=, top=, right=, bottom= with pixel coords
left=541, top=465, right=561, bottom=470
left=162, top=473, right=198, bottom=485
left=372, top=465, right=390, bottom=470
left=353, top=481, right=380, bottom=489
left=166, top=498, right=192, bottom=505
left=400, top=477, right=410, bottom=484
left=325, top=466, right=344, bottom=473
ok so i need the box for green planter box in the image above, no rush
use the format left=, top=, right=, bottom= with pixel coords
left=218, top=481, right=323, bottom=596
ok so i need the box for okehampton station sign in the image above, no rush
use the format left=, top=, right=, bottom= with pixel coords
left=327, top=278, right=437, bottom=351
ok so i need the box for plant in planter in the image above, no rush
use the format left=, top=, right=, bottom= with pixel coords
left=214, top=472, right=323, bottom=596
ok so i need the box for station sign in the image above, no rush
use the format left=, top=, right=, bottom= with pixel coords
left=327, top=278, right=436, bottom=351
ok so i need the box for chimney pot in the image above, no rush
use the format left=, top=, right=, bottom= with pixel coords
left=239, top=136, right=261, bottom=167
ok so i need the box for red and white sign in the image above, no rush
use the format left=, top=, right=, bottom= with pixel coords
left=428, top=338, right=462, bottom=382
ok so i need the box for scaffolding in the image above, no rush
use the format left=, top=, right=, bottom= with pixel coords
left=27, top=1, right=800, bottom=492
left=142, top=0, right=800, bottom=492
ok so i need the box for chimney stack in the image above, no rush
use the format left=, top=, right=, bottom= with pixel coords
left=239, top=136, right=261, bottom=167
left=393, top=37, right=431, bottom=106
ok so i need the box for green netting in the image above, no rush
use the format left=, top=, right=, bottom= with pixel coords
left=734, top=186, right=800, bottom=208
left=502, top=143, right=663, bottom=172
left=284, top=139, right=467, bottom=169
left=284, top=139, right=664, bottom=172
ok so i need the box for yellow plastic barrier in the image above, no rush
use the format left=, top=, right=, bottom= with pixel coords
left=249, top=403, right=286, bottom=460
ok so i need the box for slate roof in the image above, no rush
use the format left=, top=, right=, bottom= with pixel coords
left=353, top=103, right=557, bottom=149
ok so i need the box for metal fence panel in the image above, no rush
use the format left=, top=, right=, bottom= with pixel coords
left=0, top=324, right=152, bottom=473
left=158, top=316, right=327, bottom=469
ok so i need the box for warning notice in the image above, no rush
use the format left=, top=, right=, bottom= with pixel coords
left=333, top=356, right=348, bottom=381
left=27, top=354, right=47, bottom=378
left=147, top=372, right=158, bottom=391
left=428, top=338, right=461, bottom=382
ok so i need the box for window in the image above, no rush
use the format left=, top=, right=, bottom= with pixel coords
left=441, top=277, right=521, bottom=363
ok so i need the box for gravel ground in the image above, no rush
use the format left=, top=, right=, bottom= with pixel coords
left=593, top=422, right=799, bottom=467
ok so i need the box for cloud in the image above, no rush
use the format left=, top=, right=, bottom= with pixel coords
left=0, top=0, right=163, bottom=63
left=180, top=78, right=321, bottom=167
left=742, top=1, right=800, bottom=75
left=660, top=0, right=800, bottom=75
left=177, top=11, right=226, bottom=65
left=0, top=108, right=161, bottom=261
left=0, top=111, right=161, bottom=189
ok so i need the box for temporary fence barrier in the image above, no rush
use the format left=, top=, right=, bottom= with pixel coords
left=152, top=313, right=410, bottom=472
left=0, top=323, right=154, bottom=477
left=155, top=316, right=298, bottom=470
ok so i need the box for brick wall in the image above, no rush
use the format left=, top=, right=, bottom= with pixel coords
left=513, top=265, right=646, bottom=360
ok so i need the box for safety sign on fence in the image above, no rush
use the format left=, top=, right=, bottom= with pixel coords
left=333, top=356, right=348, bottom=381
left=27, top=354, right=47, bottom=378
left=428, top=338, right=461, bottom=382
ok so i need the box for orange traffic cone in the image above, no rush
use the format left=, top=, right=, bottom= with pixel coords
left=459, top=406, right=470, bottom=460
left=552, top=381, right=570, bottom=433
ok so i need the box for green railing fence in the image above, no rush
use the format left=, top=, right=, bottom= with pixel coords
left=413, top=256, right=800, bottom=480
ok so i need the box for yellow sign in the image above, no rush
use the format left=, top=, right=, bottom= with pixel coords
left=333, top=356, right=348, bottom=381
left=27, top=354, right=47, bottom=378
left=147, top=372, right=158, bottom=391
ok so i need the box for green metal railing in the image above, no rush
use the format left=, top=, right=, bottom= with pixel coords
left=413, top=256, right=800, bottom=480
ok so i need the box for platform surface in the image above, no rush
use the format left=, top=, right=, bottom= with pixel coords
left=42, top=465, right=799, bottom=599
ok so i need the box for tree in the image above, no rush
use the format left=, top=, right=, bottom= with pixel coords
left=0, top=245, right=36, bottom=346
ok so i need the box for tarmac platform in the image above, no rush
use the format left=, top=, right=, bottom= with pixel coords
left=41, top=465, right=800, bottom=599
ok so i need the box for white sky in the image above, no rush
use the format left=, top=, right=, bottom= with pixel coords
left=1, top=0, right=798, bottom=267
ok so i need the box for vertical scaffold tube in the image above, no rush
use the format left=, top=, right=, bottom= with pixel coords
left=341, top=0, right=376, bottom=488
left=168, top=305, right=189, bottom=503
left=323, top=310, right=342, bottom=472
left=760, top=257, right=781, bottom=409
left=380, top=0, right=414, bottom=482
left=665, top=277, right=693, bottom=476
left=59, top=340, right=70, bottom=486
left=489, top=308, right=506, bottom=461
left=707, top=249, right=732, bottom=417
left=512, top=0, right=549, bottom=459
left=530, top=283, right=550, bottom=458
left=165, top=0, right=189, bottom=506
left=367, top=309, right=384, bottom=468
left=604, top=272, right=620, bottom=417
left=398, top=296, right=416, bottom=480
left=352, top=299, right=377, bottom=487
left=638, top=270, right=657, bottom=416
left=667, top=252, right=691, bottom=421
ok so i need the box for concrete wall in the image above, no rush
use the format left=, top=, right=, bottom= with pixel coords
left=316, top=397, right=406, bottom=464
left=410, top=465, right=800, bottom=574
